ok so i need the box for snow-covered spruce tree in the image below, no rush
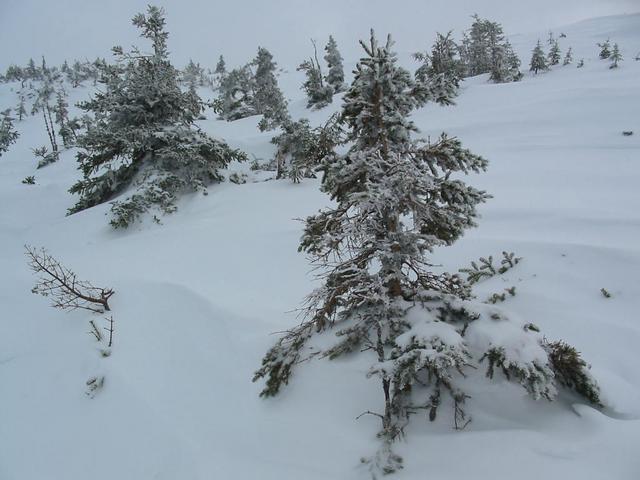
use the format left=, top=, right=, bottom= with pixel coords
left=271, top=113, right=341, bottom=182
left=297, top=47, right=334, bottom=110
left=215, top=55, right=226, bottom=77
left=213, top=54, right=226, bottom=88
left=53, top=88, right=75, bottom=148
left=547, top=31, right=554, bottom=46
left=598, top=39, right=611, bottom=59
left=214, top=65, right=257, bottom=121
left=0, top=109, right=20, bottom=157
left=548, top=39, right=561, bottom=66
left=460, top=15, right=520, bottom=83
left=254, top=30, right=600, bottom=477
left=252, top=47, right=289, bottom=131
left=414, top=31, right=465, bottom=94
left=489, top=40, right=523, bottom=82
left=68, top=6, right=245, bottom=228
left=271, top=118, right=316, bottom=181
left=610, top=43, right=622, bottom=69
left=15, top=89, right=27, bottom=121
left=563, top=47, right=573, bottom=66
left=530, top=40, right=548, bottom=74
left=324, top=35, right=345, bottom=93
left=181, top=59, right=208, bottom=90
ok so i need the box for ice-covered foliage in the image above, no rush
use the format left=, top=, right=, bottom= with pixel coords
left=297, top=56, right=333, bottom=110
left=610, top=43, right=623, bottom=68
left=254, top=30, right=601, bottom=477
left=324, top=35, right=345, bottom=93
left=181, top=59, right=211, bottom=89
left=271, top=113, right=341, bottom=182
left=548, top=39, right=562, bottom=66
left=215, top=47, right=289, bottom=130
left=530, top=40, right=548, bottom=74
left=0, top=109, right=19, bottom=157
left=563, top=47, right=574, bottom=65
left=213, top=65, right=257, bottom=121
left=460, top=15, right=522, bottom=83
left=68, top=6, right=245, bottom=228
left=252, top=47, right=290, bottom=131
left=598, top=38, right=612, bottom=59
left=414, top=31, right=465, bottom=94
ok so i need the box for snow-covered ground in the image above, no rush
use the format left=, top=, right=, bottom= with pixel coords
left=1, top=12, right=639, bottom=480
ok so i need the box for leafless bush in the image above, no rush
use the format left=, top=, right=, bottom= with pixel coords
left=26, top=245, right=114, bottom=313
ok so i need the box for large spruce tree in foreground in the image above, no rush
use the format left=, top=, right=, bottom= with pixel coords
left=254, top=31, right=600, bottom=477
left=69, top=6, right=244, bottom=228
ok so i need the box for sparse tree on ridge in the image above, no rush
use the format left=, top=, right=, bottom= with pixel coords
left=598, top=39, right=611, bottom=59
left=215, top=55, right=226, bottom=76
left=563, top=47, right=573, bottom=65
left=610, top=43, right=622, bottom=68
left=548, top=39, right=561, bottom=65
left=530, top=40, right=548, bottom=74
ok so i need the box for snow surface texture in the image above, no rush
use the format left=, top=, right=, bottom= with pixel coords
left=1, top=12, right=640, bottom=480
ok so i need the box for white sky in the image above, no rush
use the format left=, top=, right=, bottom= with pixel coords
left=0, top=0, right=638, bottom=70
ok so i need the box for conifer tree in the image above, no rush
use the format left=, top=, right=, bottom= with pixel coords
left=547, top=31, right=555, bottom=46
left=298, top=41, right=334, bottom=110
left=490, top=40, right=523, bottom=82
left=68, top=6, right=245, bottom=228
left=548, top=39, right=561, bottom=66
left=414, top=31, right=465, bottom=92
left=0, top=109, right=19, bottom=158
left=53, top=89, right=74, bottom=147
left=610, top=43, right=622, bottom=68
left=15, top=89, right=27, bottom=121
left=181, top=59, right=206, bottom=89
left=214, top=65, right=256, bottom=121
left=324, top=35, right=345, bottom=93
left=460, top=15, right=521, bottom=83
left=252, top=47, right=289, bottom=131
left=215, top=55, right=226, bottom=76
left=598, top=39, right=611, bottom=59
left=26, top=58, right=38, bottom=80
left=563, top=47, right=573, bottom=65
left=530, top=40, right=548, bottom=74
left=271, top=114, right=341, bottom=181
left=254, top=30, right=601, bottom=477
left=4, top=65, right=24, bottom=84
left=213, top=55, right=226, bottom=88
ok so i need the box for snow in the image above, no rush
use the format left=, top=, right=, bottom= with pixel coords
left=1, top=11, right=640, bottom=480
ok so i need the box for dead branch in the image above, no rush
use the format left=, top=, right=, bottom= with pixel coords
left=26, top=245, right=114, bottom=313
left=89, top=320, right=103, bottom=341
left=104, top=315, right=114, bottom=347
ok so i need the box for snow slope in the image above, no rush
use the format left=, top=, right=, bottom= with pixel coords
left=1, top=12, right=640, bottom=480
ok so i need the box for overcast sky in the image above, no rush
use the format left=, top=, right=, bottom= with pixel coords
left=0, top=0, right=638, bottom=70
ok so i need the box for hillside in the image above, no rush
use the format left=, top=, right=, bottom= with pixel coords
left=1, top=12, right=639, bottom=480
